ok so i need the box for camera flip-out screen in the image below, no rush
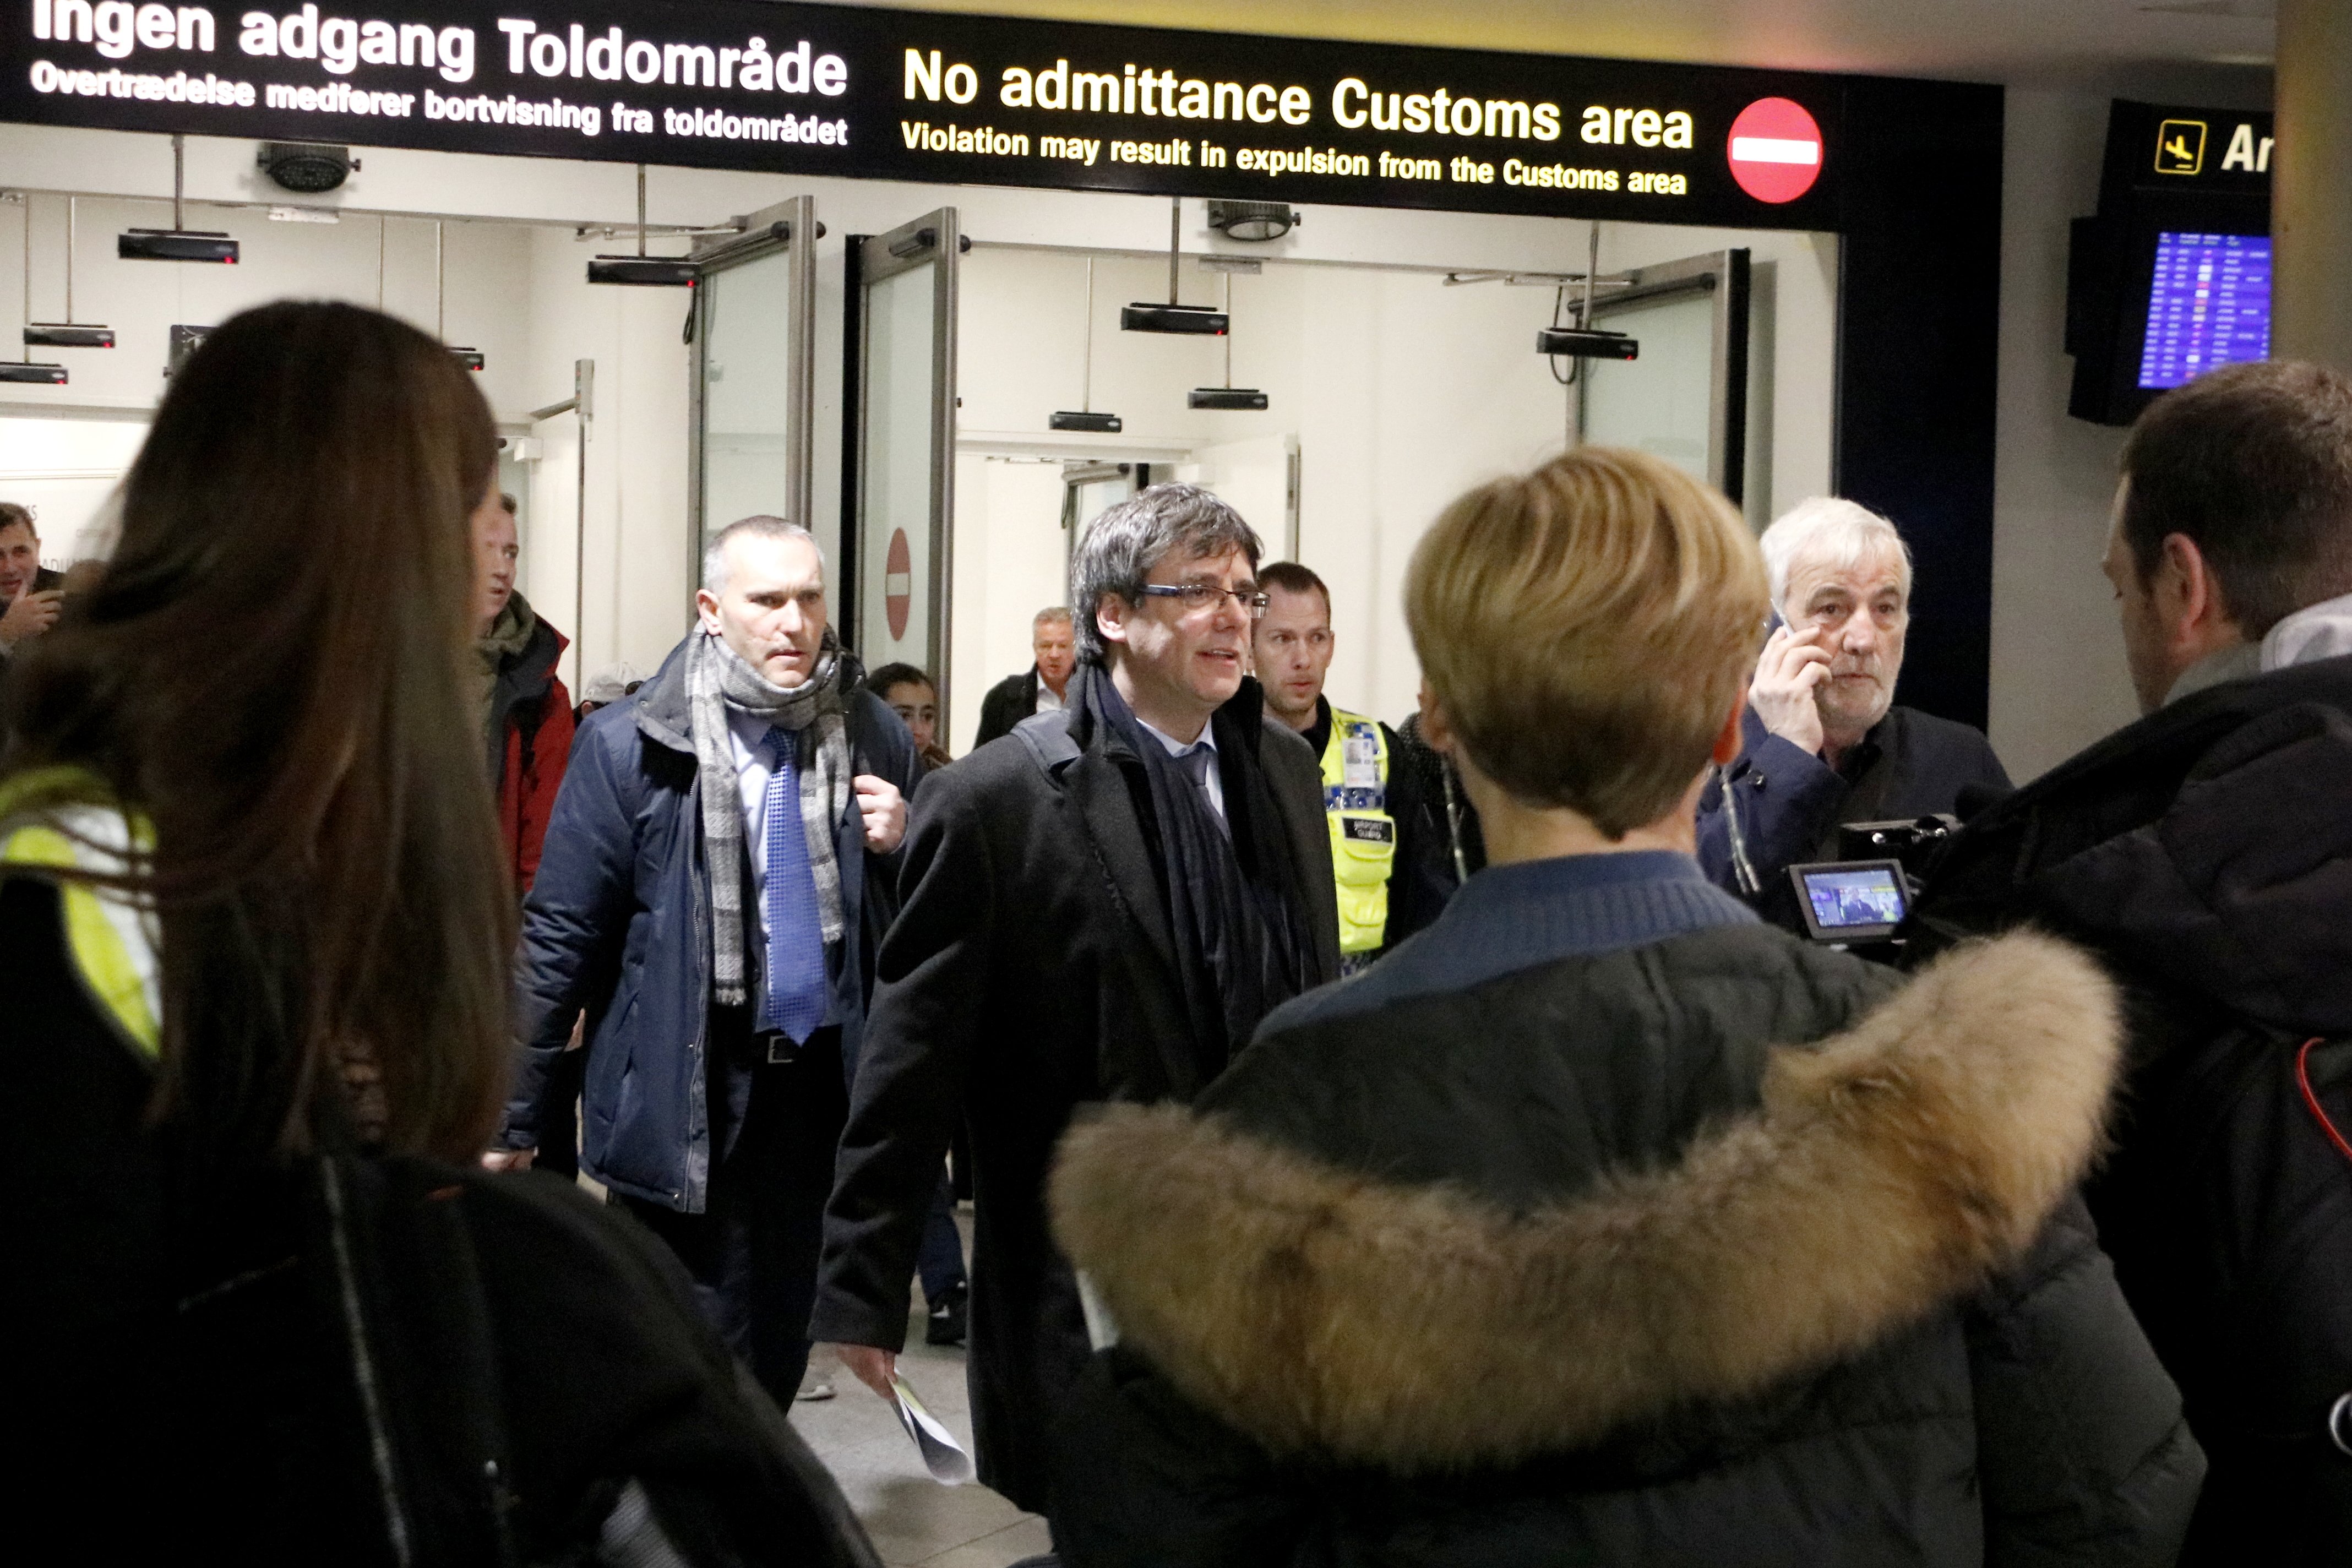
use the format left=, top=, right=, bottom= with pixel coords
left=1790, top=858, right=1908, bottom=944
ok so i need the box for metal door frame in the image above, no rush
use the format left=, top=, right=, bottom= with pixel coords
left=846, top=207, right=961, bottom=717
left=686, top=193, right=817, bottom=601
left=1580, top=248, right=1751, bottom=502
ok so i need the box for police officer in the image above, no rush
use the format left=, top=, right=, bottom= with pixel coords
left=1254, top=562, right=1450, bottom=971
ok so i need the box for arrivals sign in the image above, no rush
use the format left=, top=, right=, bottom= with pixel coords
left=2101, top=99, right=2273, bottom=202
left=1, top=0, right=1851, bottom=227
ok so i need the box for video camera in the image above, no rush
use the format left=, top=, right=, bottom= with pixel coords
left=1787, top=815, right=1958, bottom=951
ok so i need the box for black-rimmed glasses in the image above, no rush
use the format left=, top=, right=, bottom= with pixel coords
left=1139, top=582, right=1270, bottom=619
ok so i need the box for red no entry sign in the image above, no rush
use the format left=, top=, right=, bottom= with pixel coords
left=885, top=527, right=913, bottom=640
left=1727, top=98, right=1824, bottom=204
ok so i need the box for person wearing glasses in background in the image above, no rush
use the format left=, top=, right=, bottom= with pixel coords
left=810, top=483, right=1340, bottom=1536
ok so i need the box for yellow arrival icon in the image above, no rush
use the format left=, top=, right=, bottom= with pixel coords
left=2155, top=119, right=2207, bottom=176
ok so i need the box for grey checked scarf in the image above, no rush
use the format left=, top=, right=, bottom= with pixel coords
left=689, top=627, right=852, bottom=1009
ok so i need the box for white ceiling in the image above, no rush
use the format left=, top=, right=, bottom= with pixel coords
left=844, top=0, right=2275, bottom=100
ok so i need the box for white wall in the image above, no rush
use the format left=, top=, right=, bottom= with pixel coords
left=518, top=224, right=694, bottom=691
left=0, top=188, right=537, bottom=576
left=1985, top=88, right=2146, bottom=782
left=948, top=247, right=1584, bottom=736
left=948, top=451, right=1066, bottom=753
left=0, top=192, right=533, bottom=412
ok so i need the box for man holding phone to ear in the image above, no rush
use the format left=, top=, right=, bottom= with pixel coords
left=0, top=503, right=64, bottom=668
left=1695, top=496, right=2008, bottom=930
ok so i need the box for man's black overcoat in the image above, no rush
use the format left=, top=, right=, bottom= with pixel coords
left=809, top=672, right=1340, bottom=1512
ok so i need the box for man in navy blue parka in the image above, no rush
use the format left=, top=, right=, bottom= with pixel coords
left=493, top=517, right=919, bottom=1404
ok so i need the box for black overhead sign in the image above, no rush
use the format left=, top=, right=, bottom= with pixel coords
left=5, top=0, right=1847, bottom=228
left=2100, top=98, right=2273, bottom=204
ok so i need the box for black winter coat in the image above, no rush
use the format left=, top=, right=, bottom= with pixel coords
left=1908, top=652, right=2352, bottom=1564
left=810, top=672, right=1341, bottom=1513
left=1048, top=923, right=2202, bottom=1568
left=1698, top=704, right=2011, bottom=930
left=3, top=869, right=881, bottom=1567
left=974, top=666, right=1048, bottom=750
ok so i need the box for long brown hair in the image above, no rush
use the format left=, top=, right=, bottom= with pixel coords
left=3, top=301, right=511, bottom=1162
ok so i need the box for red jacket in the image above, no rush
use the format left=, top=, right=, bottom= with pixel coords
left=487, top=602, right=574, bottom=895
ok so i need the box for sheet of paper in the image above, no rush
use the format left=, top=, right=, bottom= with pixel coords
left=890, top=1372, right=975, bottom=1485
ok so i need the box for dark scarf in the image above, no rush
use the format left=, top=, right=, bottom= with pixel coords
left=1082, top=665, right=1310, bottom=1076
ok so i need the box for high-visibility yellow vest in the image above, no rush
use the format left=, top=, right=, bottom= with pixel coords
left=0, top=766, right=161, bottom=1061
left=1319, top=707, right=1395, bottom=956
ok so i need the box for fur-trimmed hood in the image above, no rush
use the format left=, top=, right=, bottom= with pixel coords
left=1049, top=932, right=2120, bottom=1473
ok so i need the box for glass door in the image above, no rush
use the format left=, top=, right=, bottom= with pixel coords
left=1578, top=249, right=1751, bottom=504
left=848, top=209, right=961, bottom=714
left=688, top=195, right=817, bottom=591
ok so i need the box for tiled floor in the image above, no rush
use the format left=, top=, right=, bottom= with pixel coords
left=793, top=1330, right=1050, bottom=1566
left=792, top=1215, right=1048, bottom=1566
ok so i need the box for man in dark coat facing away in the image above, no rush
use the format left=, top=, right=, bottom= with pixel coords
left=812, top=483, right=1341, bottom=1520
left=1908, top=360, right=2352, bottom=1565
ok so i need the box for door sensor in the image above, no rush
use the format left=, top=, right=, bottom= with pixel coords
left=1537, top=326, right=1637, bottom=360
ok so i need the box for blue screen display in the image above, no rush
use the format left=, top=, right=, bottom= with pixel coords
left=1801, top=867, right=1905, bottom=930
left=2138, top=231, right=2271, bottom=391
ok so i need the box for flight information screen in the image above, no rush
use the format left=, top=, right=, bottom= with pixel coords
left=2138, top=231, right=2272, bottom=390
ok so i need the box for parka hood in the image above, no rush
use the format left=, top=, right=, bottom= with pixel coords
left=1050, top=932, right=2120, bottom=1474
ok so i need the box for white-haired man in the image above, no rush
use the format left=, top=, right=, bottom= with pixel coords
left=1696, top=497, right=2008, bottom=928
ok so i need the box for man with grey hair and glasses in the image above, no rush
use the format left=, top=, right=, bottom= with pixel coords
left=493, top=515, right=919, bottom=1407
left=812, top=483, right=1340, bottom=1527
left=1696, top=496, right=2008, bottom=930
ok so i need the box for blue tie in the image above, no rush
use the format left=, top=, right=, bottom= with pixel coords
left=1182, top=745, right=1228, bottom=837
left=761, top=726, right=830, bottom=1043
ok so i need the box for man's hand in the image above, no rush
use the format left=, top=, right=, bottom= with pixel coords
left=1749, top=624, right=1833, bottom=756
left=0, top=588, right=62, bottom=650
left=855, top=774, right=908, bottom=853
left=481, top=1147, right=536, bottom=1173
left=831, top=1343, right=897, bottom=1399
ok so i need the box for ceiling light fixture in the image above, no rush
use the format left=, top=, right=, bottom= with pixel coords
left=25, top=195, right=113, bottom=350
left=1188, top=265, right=1267, bottom=410
left=590, top=163, right=695, bottom=287
left=1124, top=199, right=1227, bottom=335
left=258, top=140, right=357, bottom=193
left=121, top=134, right=239, bottom=264
left=1205, top=199, right=1298, bottom=243
left=1050, top=255, right=1124, bottom=432
left=1536, top=326, right=1638, bottom=359
left=1541, top=222, right=1637, bottom=366
left=6, top=194, right=66, bottom=384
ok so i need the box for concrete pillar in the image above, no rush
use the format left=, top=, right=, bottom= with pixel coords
left=2273, top=0, right=2352, bottom=372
